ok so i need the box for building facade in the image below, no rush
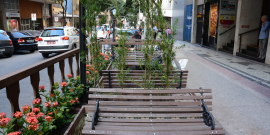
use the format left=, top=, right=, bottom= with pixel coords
left=190, top=0, right=270, bottom=65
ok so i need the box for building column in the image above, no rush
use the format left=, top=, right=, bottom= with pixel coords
left=0, top=0, right=8, bottom=31
left=265, top=36, right=270, bottom=65
left=191, top=0, right=197, bottom=43
left=233, top=0, right=242, bottom=56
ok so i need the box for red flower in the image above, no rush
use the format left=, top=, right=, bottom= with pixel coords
left=28, top=124, right=39, bottom=131
left=37, top=112, right=44, bottom=118
left=61, top=82, right=67, bottom=87
left=32, top=108, right=40, bottom=114
left=48, top=112, right=53, bottom=115
left=69, top=88, right=74, bottom=92
left=95, top=71, right=98, bottom=73
left=22, top=105, right=31, bottom=113
left=70, top=100, right=76, bottom=104
left=67, top=74, right=73, bottom=78
left=8, top=131, right=21, bottom=135
left=45, top=116, right=53, bottom=122
left=32, top=98, right=41, bottom=105
left=53, top=102, right=59, bottom=107
left=110, top=54, right=112, bottom=56
left=86, top=64, right=90, bottom=68
left=39, top=85, right=46, bottom=92
left=91, top=56, right=93, bottom=58
left=26, top=116, right=38, bottom=124
left=86, top=71, right=90, bottom=75
left=13, top=111, right=23, bottom=119
left=50, top=93, right=55, bottom=98
left=45, top=102, right=51, bottom=108
left=0, top=117, right=11, bottom=128
left=75, top=97, right=79, bottom=102
left=26, top=112, right=35, bottom=117
left=0, top=112, right=6, bottom=119
left=55, top=110, right=58, bottom=114
left=105, top=58, right=108, bottom=61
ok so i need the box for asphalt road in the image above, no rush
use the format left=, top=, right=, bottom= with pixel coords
left=0, top=50, right=79, bottom=118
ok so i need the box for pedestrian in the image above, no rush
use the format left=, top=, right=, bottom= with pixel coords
left=258, top=15, right=270, bottom=60
left=153, top=25, right=158, bottom=39
left=167, top=27, right=172, bottom=39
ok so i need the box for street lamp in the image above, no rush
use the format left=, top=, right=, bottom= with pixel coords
left=111, top=7, right=117, bottom=60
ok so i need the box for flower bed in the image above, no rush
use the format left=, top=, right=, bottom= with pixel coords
left=0, top=74, right=84, bottom=135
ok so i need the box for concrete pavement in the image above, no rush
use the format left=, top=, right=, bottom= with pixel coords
left=174, top=41, right=270, bottom=135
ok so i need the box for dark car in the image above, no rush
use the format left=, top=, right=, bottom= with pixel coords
left=20, top=30, right=42, bottom=38
left=7, top=31, right=38, bottom=53
left=133, top=30, right=141, bottom=39
left=0, top=31, right=14, bottom=57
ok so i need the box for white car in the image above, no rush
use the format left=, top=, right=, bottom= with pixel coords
left=37, top=27, right=79, bottom=58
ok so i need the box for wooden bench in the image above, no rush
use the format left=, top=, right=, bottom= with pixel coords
left=82, top=88, right=226, bottom=135
left=101, top=70, right=188, bottom=88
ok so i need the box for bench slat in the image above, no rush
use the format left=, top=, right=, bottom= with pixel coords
left=85, top=125, right=223, bottom=131
left=89, top=88, right=211, bottom=94
left=102, top=70, right=188, bottom=73
left=88, top=101, right=212, bottom=106
left=102, top=76, right=187, bottom=79
left=90, top=113, right=203, bottom=117
left=88, top=95, right=212, bottom=100
left=102, top=83, right=185, bottom=87
left=88, top=117, right=204, bottom=123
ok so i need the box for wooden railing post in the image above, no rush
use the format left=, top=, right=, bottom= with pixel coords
left=48, top=65, right=54, bottom=93
left=76, top=53, right=80, bottom=77
left=30, top=72, right=41, bottom=99
left=59, top=60, right=65, bottom=81
left=68, top=56, right=74, bottom=76
left=6, top=81, right=21, bottom=130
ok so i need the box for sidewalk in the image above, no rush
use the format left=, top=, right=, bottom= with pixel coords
left=174, top=41, right=270, bottom=135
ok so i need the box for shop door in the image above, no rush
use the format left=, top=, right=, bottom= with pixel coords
left=21, top=19, right=30, bottom=30
left=184, top=4, right=193, bottom=42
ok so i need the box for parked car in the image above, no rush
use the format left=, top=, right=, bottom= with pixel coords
left=21, top=30, right=42, bottom=38
left=0, top=30, right=14, bottom=57
left=132, top=30, right=141, bottom=39
left=6, top=31, right=37, bottom=53
left=37, top=27, right=79, bottom=58
left=115, top=30, right=134, bottom=40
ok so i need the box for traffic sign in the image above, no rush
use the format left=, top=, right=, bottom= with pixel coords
left=31, top=13, right=36, bottom=21
left=55, top=17, right=58, bottom=22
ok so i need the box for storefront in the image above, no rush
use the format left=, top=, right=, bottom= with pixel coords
left=6, top=13, right=20, bottom=31
left=19, top=0, right=43, bottom=30
left=53, top=14, right=79, bottom=27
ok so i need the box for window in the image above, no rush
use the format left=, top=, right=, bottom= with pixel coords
left=4, top=0, right=19, bottom=12
left=11, top=32, right=29, bottom=37
left=41, top=29, right=64, bottom=37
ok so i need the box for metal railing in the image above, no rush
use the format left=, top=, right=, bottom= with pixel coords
left=238, top=28, right=260, bottom=52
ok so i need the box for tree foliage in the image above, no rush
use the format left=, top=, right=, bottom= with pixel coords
left=52, top=0, right=67, bottom=26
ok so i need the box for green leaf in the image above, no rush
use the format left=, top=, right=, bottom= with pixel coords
left=17, top=118, right=24, bottom=127
left=43, top=126, right=49, bottom=133
left=8, top=118, right=16, bottom=126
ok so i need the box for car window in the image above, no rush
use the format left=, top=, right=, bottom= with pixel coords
left=41, top=29, right=64, bottom=37
left=0, top=30, right=8, bottom=36
left=0, top=34, right=9, bottom=40
left=11, top=32, right=29, bottom=37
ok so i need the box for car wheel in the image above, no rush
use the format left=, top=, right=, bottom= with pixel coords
left=42, top=53, right=49, bottom=58
left=5, top=53, right=13, bottom=58
left=72, top=44, right=76, bottom=49
left=30, top=49, right=35, bottom=53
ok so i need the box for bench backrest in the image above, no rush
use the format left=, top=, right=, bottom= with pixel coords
left=101, top=70, right=188, bottom=88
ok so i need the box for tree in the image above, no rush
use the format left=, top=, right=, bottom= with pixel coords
left=52, top=0, right=67, bottom=26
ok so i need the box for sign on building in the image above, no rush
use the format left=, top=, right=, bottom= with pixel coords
left=31, top=13, right=36, bottom=21
left=55, top=17, right=58, bottom=22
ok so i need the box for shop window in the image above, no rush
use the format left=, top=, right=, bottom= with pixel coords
left=7, top=19, right=19, bottom=31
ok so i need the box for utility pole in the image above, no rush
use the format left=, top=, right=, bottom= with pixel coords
left=79, top=1, right=86, bottom=103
